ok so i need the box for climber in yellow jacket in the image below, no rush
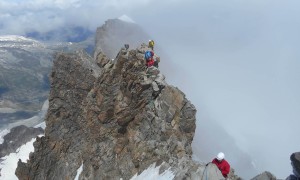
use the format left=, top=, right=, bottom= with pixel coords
left=148, top=40, right=154, bottom=50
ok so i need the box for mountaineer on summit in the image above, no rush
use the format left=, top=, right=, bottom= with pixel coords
left=124, top=44, right=129, bottom=50
left=144, top=50, right=160, bottom=68
left=211, top=152, right=230, bottom=178
left=148, top=40, right=154, bottom=50
left=145, top=50, right=154, bottom=67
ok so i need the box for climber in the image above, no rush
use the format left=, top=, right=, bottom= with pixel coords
left=148, top=40, right=154, bottom=50
left=286, top=152, right=300, bottom=180
left=124, top=44, right=129, bottom=50
left=153, top=56, right=160, bottom=68
left=145, top=50, right=155, bottom=67
left=211, top=152, right=230, bottom=178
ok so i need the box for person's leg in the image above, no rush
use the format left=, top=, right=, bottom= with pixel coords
left=154, top=61, right=158, bottom=68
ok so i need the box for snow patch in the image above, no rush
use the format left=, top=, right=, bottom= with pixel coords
left=118, top=15, right=135, bottom=23
left=130, top=163, right=174, bottom=180
left=0, top=137, right=40, bottom=180
left=34, top=121, right=46, bottom=129
left=74, top=163, right=83, bottom=180
left=0, top=129, right=10, bottom=144
left=41, top=100, right=49, bottom=112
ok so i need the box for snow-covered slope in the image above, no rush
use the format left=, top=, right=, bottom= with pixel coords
left=0, top=121, right=45, bottom=179
left=0, top=35, right=42, bottom=48
left=130, top=163, right=174, bottom=180
left=0, top=137, right=40, bottom=180
left=0, top=35, right=38, bottom=42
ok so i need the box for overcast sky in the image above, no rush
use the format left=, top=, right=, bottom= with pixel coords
left=1, top=0, right=300, bottom=179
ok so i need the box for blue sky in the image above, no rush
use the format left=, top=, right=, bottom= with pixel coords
left=1, top=0, right=300, bottom=178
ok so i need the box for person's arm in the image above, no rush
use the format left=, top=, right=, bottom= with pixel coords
left=222, top=163, right=230, bottom=177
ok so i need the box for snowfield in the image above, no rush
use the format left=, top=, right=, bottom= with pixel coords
left=130, top=163, right=174, bottom=180
left=0, top=137, right=42, bottom=180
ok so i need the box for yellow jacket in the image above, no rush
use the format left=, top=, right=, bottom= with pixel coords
left=149, top=40, right=154, bottom=47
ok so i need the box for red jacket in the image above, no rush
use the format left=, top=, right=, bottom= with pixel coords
left=212, top=158, right=230, bottom=178
left=146, top=58, right=154, bottom=67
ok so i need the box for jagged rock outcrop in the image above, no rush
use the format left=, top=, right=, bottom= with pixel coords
left=250, top=171, right=276, bottom=180
left=0, top=125, right=44, bottom=158
left=16, top=42, right=204, bottom=180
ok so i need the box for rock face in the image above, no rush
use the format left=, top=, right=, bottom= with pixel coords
left=0, top=125, right=44, bottom=158
left=15, top=41, right=209, bottom=179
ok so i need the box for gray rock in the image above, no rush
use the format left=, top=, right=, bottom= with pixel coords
left=250, top=171, right=277, bottom=180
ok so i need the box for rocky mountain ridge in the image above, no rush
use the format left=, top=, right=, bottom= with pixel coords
left=15, top=41, right=287, bottom=179
left=15, top=42, right=210, bottom=179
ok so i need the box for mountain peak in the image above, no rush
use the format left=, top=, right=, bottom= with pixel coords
left=118, top=14, right=136, bottom=23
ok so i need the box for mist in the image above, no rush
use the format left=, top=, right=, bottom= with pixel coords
left=1, top=0, right=300, bottom=179
left=137, top=1, right=300, bottom=178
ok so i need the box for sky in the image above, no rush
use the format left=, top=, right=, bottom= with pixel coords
left=1, top=0, right=300, bottom=179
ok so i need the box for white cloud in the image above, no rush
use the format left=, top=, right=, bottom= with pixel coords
left=0, top=0, right=187, bottom=35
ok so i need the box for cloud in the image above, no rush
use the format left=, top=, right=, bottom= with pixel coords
left=0, top=0, right=186, bottom=35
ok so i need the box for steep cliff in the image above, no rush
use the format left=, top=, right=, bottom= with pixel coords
left=15, top=43, right=210, bottom=179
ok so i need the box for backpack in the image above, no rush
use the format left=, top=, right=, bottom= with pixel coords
left=145, top=51, right=152, bottom=61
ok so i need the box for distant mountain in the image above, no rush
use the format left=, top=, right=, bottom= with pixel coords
left=0, top=35, right=93, bottom=129
left=26, top=26, right=94, bottom=43
left=95, top=18, right=150, bottom=59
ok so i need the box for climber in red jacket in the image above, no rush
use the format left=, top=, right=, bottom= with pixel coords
left=212, top=152, right=230, bottom=178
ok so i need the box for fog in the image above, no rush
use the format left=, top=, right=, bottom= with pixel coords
left=134, top=1, right=300, bottom=178
left=1, top=0, right=300, bottom=178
